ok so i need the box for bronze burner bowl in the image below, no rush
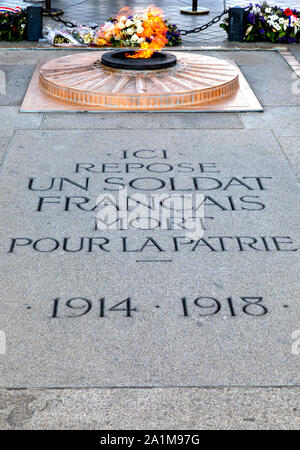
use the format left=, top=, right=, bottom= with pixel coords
left=101, top=49, right=177, bottom=71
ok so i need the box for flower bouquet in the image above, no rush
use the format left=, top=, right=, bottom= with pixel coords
left=0, top=7, right=27, bottom=42
left=43, top=6, right=181, bottom=49
left=93, top=7, right=181, bottom=49
left=220, top=2, right=300, bottom=43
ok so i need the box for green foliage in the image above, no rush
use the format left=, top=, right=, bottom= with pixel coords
left=0, top=10, right=27, bottom=42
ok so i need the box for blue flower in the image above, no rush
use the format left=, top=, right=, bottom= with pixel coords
left=248, top=13, right=256, bottom=24
left=259, top=28, right=265, bottom=34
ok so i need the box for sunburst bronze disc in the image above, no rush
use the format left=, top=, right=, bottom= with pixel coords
left=39, top=52, right=239, bottom=110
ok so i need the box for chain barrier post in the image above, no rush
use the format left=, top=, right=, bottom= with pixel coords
left=43, top=0, right=64, bottom=17
left=180, top=0, right=209, bottom=15
left=228, top=6, right=245, bottom=41
left=27, top=5, right=43, bottom=41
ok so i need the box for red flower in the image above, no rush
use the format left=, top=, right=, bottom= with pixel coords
left=284, top=8, right=294, bottom=16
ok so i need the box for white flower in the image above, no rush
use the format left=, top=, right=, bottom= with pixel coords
left=131, top=33, right=139, bottom=43
left=133, top=19, right=142, bottom=27
left=293, top=20, right=300, bottom=31
left=119, top=16, right=127, bottom=22
left=138, top=37, right=145, bottom=44
left=125, top=19, right=134, bottom=27
left=136, top=26, right=144, bottom=34
left=117, top=22, right=125, bottom=30
left=279, top=18, right=285, bottom=24
left=265, top=7, right=271, bottom=13
left=126, top=27, right=134, bottom=35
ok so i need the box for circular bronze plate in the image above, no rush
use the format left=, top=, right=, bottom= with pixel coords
left=39, top=52, right=239, bottom=110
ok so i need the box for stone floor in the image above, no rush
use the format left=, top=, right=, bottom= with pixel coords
left=0, top=46, right=299, bottom=429
left=0, top=0, right=300, bottom=432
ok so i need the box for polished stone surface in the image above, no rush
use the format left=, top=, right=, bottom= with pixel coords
left=275, top=129, right=300, bottom=176
left=0, top=65, right=35, bottom=106
left=0, top=128, right=299, bottom=388
left=0, top=387, right=299, bottom=430
left=0, top=132, right=11, bottom=165
left=42, top=111, right=243, bottom=129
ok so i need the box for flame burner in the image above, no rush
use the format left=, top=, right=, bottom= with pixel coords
left=39, top=52, right=241, bottom=111
left=101, top=50, right=177, bottom=71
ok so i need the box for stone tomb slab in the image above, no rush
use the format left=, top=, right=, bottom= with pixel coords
left=0, top=129, right=299, bottom=388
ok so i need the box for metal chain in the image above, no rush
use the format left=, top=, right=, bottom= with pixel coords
left=47, top=7, right=241, bottom=35
left=179, top=9, right=229, bottom=36
left=47, top=11, right=98, bottom=29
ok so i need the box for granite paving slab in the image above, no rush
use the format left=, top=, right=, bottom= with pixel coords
left=241, top=106, right=300, bottom=129
left=0, top=132, right=11, bottom=166
left=43, top=112, right=243, bottom=130
left=0, top=65, right=35, bottom=106
left=275, top=133, right=300, bottom=176
left=0, top=387, right=299, bottom=430
left=0, top=106, right=43, bottom=130
left=0, top=128, right=299, bottom=388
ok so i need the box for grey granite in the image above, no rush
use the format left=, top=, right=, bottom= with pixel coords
left=290, top=47, right=300, bottom=64
left=0, top=50, right=81, bottom=66
left=0, top=129, right=299, bottom=388
left=241, top=106, right=300, bottom=129
left=0, top=106, right=43, bottom=130
left=275, top=134, right=300, bottom=175
left=210, top=50, right=290, bottom=67
left=43, top=112, right=243, bottom=130
left=0, top=139, right=8, bottom=165
left=0, top=387, right=299, bottom=430
left=0, top=65, right=35, bottom=106
left=273, top=127, right=300, bottom=137
left=0, top=131, right=12, bottom=165
left=238, top=64, right=300, bottom=107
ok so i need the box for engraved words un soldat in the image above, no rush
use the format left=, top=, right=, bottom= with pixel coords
left=8, top=149, right=297, bottom=255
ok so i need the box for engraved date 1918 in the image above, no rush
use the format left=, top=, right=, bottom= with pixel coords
left=50, top=296, right=268, bottom=318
